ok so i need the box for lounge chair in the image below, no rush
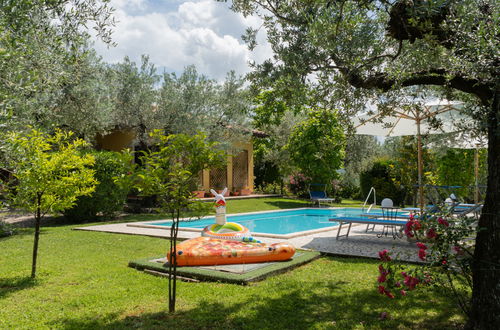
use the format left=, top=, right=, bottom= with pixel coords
left=309, top=183, right=335, bottom=207
left=335, top=198, right=408, bottom=239
left=334, top=217, right=408, bottom=240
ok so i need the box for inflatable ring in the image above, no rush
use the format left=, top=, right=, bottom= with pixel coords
left=202, top=222, right=252, bottom=241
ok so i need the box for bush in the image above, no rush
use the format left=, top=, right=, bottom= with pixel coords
left=338, top=180, right=360, bottom=200
left=360, top=160, right=404, bottom=205
left=256, top=182, right=286, bottom=195
left=288, top=173, right=310, bottom=198
left=64, top=150, right=134, bottom=222
left=376, top=207, right=475, bottom=316
left=0, top=219, right=14, bottom=237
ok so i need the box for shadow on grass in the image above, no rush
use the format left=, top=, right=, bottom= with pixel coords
left=0, top=276, right=37, bottom=299
left=264, top=199, right=311, bottom=209
left=55, top=277, right=463, bottom=329
left=0, top=227, right=35, bottom=242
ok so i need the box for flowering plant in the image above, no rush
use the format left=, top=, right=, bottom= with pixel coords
left=288, top=173, right=310, bottom=197
left=376, top=207, right=477, bottom=315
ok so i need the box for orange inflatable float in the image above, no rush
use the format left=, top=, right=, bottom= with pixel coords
left=168, top=236, right=296, bottom=266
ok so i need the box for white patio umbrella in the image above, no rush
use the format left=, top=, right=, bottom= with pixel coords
left=443, top=132, right=487, bottom=203
left=353, top=99, right=464, bottom=211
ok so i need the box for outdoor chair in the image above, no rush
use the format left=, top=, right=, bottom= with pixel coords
left=366, top=198, right=403, bottom=239
left=308, top=183, right=335, bottom=207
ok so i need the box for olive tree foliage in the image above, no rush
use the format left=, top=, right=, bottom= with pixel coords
left=1, top=129, right=97, bottom=278
left=156, top=66, right=252, bottom=149
left=0, top=0, right=115, bottom=132
left=229, top=1, right=499, bottom=328
left=110, top=55, right=160, bottom=142
left=252, top=91, right=306, bottom=188
left=56, top=49, right=117, bottom=139
left=342, top=135, right=382, bottom=196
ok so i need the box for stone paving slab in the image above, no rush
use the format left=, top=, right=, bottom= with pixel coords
left=75, top=222, right=420, bottom=262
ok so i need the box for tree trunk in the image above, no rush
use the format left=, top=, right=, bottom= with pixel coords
left=168, top=209, right=176, bottom=313
left=466, top=91, right=500, bottom=329
left=31, top=194, right=42, bottom=278
left=168, top=204, right=181, bottom=314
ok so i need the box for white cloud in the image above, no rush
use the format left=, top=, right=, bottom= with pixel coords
left=93, top=0, right=273, bottom=80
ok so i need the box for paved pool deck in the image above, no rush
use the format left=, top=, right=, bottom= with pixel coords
left=75, top=220, right=420, bottom=263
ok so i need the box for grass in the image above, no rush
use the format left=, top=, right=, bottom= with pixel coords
left=0, top=197, right=464, bottom=329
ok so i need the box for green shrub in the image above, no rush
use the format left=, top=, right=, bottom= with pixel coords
left=256, top=182, right=286, bottom=195
left=339, top=180, right=360, bottom=199
left=360, top=160, right=404, bottom=206
left=64, top=150, right=134, bottom=222
left=0, top=219, right=14, bottom=237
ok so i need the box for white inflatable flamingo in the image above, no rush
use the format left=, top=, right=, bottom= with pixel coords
left=210, top=188, right=228, bottom=225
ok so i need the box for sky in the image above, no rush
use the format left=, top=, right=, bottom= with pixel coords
left=93, top=0, right=272, bottom=80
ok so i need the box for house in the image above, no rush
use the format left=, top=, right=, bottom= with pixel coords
left=96, top=129, right=264, bottom=196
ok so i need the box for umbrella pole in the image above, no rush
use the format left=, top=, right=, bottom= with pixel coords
left=475, top=144, right=479, bottom=203
left=417, top=119, right=424, bottom=212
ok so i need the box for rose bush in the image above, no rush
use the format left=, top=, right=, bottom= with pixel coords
left=376, top=208, right=476, bottom=315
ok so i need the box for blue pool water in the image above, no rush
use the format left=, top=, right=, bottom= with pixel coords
left=147, top=208, right=404, bottom=235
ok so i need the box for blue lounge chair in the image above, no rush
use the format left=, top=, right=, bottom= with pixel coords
left=309, top=183, right=335, bottom=207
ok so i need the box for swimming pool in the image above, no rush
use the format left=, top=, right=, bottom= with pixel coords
left=128, top=208, right=406, bottom=238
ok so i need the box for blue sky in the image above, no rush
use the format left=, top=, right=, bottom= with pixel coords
left=93, top=0, right=271, bottom=80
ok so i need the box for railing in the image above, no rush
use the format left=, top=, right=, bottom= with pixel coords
left=362, top=187, right=376, bottom=213
left=362, top=187, right=377, bottom=233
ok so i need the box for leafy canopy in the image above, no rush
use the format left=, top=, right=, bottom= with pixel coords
left=286, top=109, right=345, bottom=184
left=0, top=0, right=115, bottom=131
left=136, top=130, right=227, bottom=214
left=2, top=128, right=97, bottom=215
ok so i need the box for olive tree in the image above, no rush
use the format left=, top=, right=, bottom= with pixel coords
left=229, top=1, right=499, bottom=327
left=0, top=0, right=115, bottom=132
left=1, top=129, right=96, bottom=278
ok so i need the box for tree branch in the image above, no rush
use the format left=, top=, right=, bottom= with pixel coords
left=345, top=68, right=494, bottom=106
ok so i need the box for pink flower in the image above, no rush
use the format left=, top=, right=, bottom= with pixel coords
left=413, top=220, right=422, bottom=230
left=453, top=245, right=465, bottom=256
left=379, top=249, right=391, bottom=262
left=404, top=221, right=414, bottom=238
left=438, top=217, right=450, bottom=227
left=378, top=286, right=394, bottom=298
left=404, top=219, right=422, bottom=238
left=378, top=273, right=387, bottom=283
left=426, top=228, right=437, bottom=239
left=416, top=242, right=428, bottom=250
left=418, top=249, right=427, bottom=261
left=395, top=281, right=401, bottom=287
left=400, top=290, right=407, bottom=296
left=403, top=274, right=420, bottom=290
left=442, top=259, right=447, bottom=265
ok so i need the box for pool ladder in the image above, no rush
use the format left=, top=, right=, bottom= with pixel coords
left=362, top=187, right=377, bottom=232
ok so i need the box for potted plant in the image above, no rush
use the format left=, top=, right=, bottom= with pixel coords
left=191, top=183, right=205, bottom=198
left=216, top=188, right=229, bottom=197
left=239, top=186, right=252, bottom=196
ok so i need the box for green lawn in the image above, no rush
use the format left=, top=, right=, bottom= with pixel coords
left=0, top=198, right=464, bottom=329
